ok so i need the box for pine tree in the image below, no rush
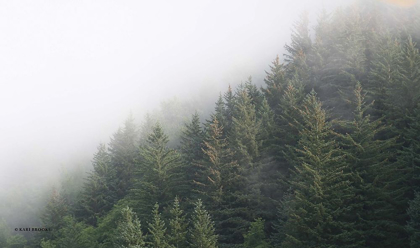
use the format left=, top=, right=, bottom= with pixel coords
left=40, top=188, right=68, bottom=241
left=262, top=56, right=288, bottom=115
left=367, top=32, right=403, bottom=120
left=230, top=87, right=261, bottom=167
left=77, top=144, right=116, bottom=226
left=132, top=123, right=184, bottom=222
left=196, top=118, right=249, bottom=246
left=279, top=91, right=358, bottom=248
left=336, top=82, right=407, bottom=247
left=108, top=115, right=139, bottom=200
left=54, top=216, right=97, bottom=248
left=243, top=218, right=270, bottom=248
left=189, top=199, right=218, bottom=248
left=169, top=197, right=188, bottom=248
left=113, top=206, right=146, bottom=248
left=147, top=203, right=170, bottom=248
left=179, top=113, right=205, bottom=200
left=284, top=11, right=312, bottom=85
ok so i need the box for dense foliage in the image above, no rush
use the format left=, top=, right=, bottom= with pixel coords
left=5, top=1, right=420, bottom=247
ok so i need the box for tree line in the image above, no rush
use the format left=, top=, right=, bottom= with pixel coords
left=1, top=0, right=420, bottom=247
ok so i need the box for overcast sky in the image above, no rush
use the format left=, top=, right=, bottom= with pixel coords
left=0, top=0, right=352, bottom=189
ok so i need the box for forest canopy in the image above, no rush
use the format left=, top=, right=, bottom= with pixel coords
left=1, top=0, right=420, bottom=247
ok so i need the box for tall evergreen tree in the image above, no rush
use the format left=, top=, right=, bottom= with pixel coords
left=337, top=82, right=406, bottom=247
left=113, top=206, right=146, bottom=248
left=148, top=203, right=170, bottom=248
left=169, top=197, right=188, bottom=248
left=77, top=144, right=116, bottom=226
left=189, top=200, right=218, bottom=248
left=108, top=115, right=139, bottom=200
left=179, top=113, right=205, bottom=200
left=230, top=88, right=261, bottom=167
left=243, top=218, right=270, bottom=248
left=278, top=91, right=358, bottom=248
left=131, top=123, right=184, bottom=222
left=39, top=188, right=68, bottom=242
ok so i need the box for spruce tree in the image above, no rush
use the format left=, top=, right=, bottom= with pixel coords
left=131, top=123, right=184, bottom=222
left=108, top=115, right=139, bottom=200
left=337, top=82, right=406, bottom=247
left=148, top=203, right=170, bottom=248
left=262, top=56, right=288, bottom=115
left=77, top=144, right=116, bottom=226
left=113, top=206, right=146, bottom=248
left=40, top=188, right=68, bottom=241
left=169, top=197, right=188, bottom=248
left=179, top=113, right=205, bottom=200
left=230, top=88, right=261, bottom=167
left=189, top=199, right=218, bottom=248
left=243, top=218, right=270, bottom=248
left=279, top=91, right=358, bottom=248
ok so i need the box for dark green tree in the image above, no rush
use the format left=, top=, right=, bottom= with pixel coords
left=169, top=197, right=188, bottom=248
left=279, top=91, right=358, bottom=248
left=189, top=199, right=218, bottom=248
left=113, top=206, right=146, bottom=248
left=132, top=123, right=184, bottom=222
left=77, top=144, right=116, bottom=226
left=148, top=203, right=170, bottom=248
left=408, top=192, right=420, bottom=248
left=243, top=218, right=270, bottom=248
left=108, top=115, right=139, bottom=200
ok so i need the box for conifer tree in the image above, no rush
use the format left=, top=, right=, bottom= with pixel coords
left=132, top=123, right=184, bottom=222
left=197, top=118, right=249, bottom=246
left=113, top=206, right=146, bottom=248
left=262, top=56, right=288, bottom=115
left=179, top=113, right=205, bottom=199
left=78, top=144, right=116, bottom=226
left=169, top=197, right=188, bottom=248
left=108, top=115, right=139, bottom=200
left=337, top=82, right=406, bottom=247
left=243, top=218, right=270, bottom=248
left=40, top=188, right=68, bottom=241
left=54, top=216, right=97, bottom=248
left=279, top=91, right=358, bottom=248
left=148, top=203, right=170, bottom=248
left=284, top=11, right=312, bottom=84
left=230, top=88, right=261, bottom=167
left=189, top=200, right=218, bottom=248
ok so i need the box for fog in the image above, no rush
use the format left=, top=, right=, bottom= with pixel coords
left=0, top=0, right=349, bottom=222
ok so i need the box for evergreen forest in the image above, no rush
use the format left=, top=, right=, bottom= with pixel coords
left=1, top=0, right=420, bottom=247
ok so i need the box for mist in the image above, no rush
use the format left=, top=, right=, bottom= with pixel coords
left=0, top=0, right=353, bottom=234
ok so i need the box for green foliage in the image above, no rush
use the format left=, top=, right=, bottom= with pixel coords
left=0, top=218, right=10, bottom=248
left=30, top=2, right=420, bottom=248
left=132, top=123, right=184, bottom=222
left=230, top=87, right=261, bottom=167
left=169, top=197, right=188, bottom=248
left=113, top=206, right=145, bottom=248
left=108, top=115, right=139, bottom=200
left=54, top=216, right=97, bottom=248
left=6, top=234, right=27, bottom=248
left=243, top=218, right=270, bottom=248
left=78, top=144, right=116, bottom=226
left=40, top=188, right=68, bottom=242
left=40, top=239, right=56, bottom=248
left=279, top=91, right=359, bottom=248
left=189, top=199, right=218, bottom=248
left=147, top=203, right=170, bottom=248
left=408, top=192, right=420, bottom=248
